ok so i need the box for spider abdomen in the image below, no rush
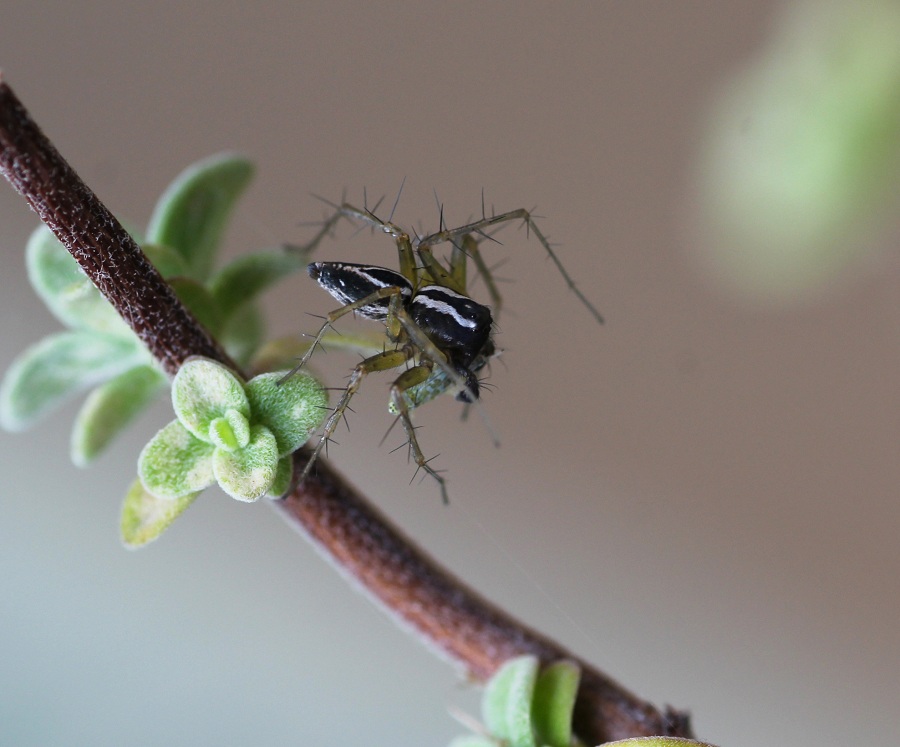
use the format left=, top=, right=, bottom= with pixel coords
left=308, top=262, right=413, bottom=320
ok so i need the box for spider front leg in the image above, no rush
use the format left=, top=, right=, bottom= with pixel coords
left=277, top=283, right=405, bottom=384
left=388, top=361, right=450, bottom=504
left=299, top=347, right=414, bottom=486
left=417, top=208, right=604, bottom=325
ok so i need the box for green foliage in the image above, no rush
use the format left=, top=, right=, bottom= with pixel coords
left=138, top=358, right=326, bottom=501
left=699, top=0, right=900, bottom=300
left=131, top=358, right=326, bottom=546
left=451, top=657, right=718, bottom=747
left=451, top=656, right=582, bottom=747
left=1, top=153, right=308, bottom=465
left=120, top=478, right=200, bottom=549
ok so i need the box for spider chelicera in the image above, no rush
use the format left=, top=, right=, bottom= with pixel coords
left=280, top=197, right=603, bottom=502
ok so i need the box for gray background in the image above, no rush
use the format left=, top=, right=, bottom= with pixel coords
left=1, top=3, right=897, bottom=746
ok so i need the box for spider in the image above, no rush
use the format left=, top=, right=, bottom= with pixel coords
left=280, top=197, right=604, bottom=502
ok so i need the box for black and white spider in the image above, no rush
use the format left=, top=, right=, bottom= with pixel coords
left=280, top=199, right=603, bottom=502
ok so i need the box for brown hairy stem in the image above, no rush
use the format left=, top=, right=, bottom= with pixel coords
left=0, top=75, right=693, bottom=744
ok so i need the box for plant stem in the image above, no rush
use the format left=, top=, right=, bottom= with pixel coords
left=0, top=74, right=234, bottom=376
left=0, top=75, right=693, bottom=744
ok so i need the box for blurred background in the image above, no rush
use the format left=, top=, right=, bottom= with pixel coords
left=1, top=2, right=898, bottom=745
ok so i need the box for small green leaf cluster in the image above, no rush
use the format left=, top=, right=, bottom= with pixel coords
left=451, top=656, right=719, bottom=747
left=122, top=358, right=327, bottom=547
left=451, top=655, right=582, bottom=747
left=0, top=153, right=308, bottom=465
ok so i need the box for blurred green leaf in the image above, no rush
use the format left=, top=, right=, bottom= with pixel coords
left=25, top=226, right=132, bottom=337
left=700, top=0, right=900, bottom=300
left=168, top=277, right=224, bottom=336
left=145, top=153, right=254, bottom=280
left=531, top=660, right=580, bottom=747
left=0, top=331, right=146, bottom=431
left=482, top=655, right=539, bottom=747
left=121, top=478, right=200, bottom=549
left=141, top=242, right=191, bottom=278
left=220, top=303, right=265, bottom=366
left=71, top=365, right=167, bottom=467
left=209, top=248, right=310, bottom=315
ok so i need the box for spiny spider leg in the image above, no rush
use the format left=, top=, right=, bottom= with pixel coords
left=416, top=208, right=604, bottom=325
left=300, top=347, right=414, bottom=487
left=277, top=284, right=404, bottom=384
left=389, top=362, right=450, bottom=504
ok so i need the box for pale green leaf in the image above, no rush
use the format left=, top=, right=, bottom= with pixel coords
left=245, top=370, right=328, bottom=456
left=145, top=153, right=254, bottom=280
left=208, top=248, right=310, bottom=315
left=138, top=421, right=216, bottom=499
left=482, top=655, right=539, bottom=747
left=0, top=331, right=146, bottom=431
left=531, top=660, right=580, bottom=747
left=25, top=225, right=132, bottom=337
left=71, top=364, right=167, bottom=466
left=267, top=454, right=294, bottom=498
left=121, top=478, right=200, bottom=549
left=212, top=424, right=278, bottom=502
left=171, top=358, right=249, bottom=442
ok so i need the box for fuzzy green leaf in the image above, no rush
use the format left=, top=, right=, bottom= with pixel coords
left=208, top=248, right=310, bottom=315
left=531, top=660, right=580, bottom=747
left=145, top=153, right=254, bottom=280
left=212, top=424, right=278, bottom=502
left=71, top=364, right=167, bottom=466
left=138, top=421, right=216, bottom=499
left=245, top=370, right=327, bottom=456
left=0, top=331, right=147, bottom=431
left=482, top=655, right=539, bottom=747
left=121, top=478, right=200, bottom=548
left=25, top=226, right=132, bottom=337
left=171, top=358, right=249, bottom=443
left=219, top=303, right=265, bottom=366
left=168, top=277, right=224, bottom=336
left=267, top=454, right=294, bottom=498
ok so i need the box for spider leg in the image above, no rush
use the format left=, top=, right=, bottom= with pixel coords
left=416, top=208, right=604, bottom=325
left=299, top=347, right=413, bottom=486
left=278, top=285, right=405, bottom=384
left=389, top=361, right=449, bottom=504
